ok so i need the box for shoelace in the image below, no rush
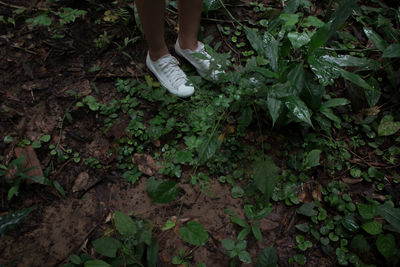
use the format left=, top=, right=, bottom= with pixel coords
left=159, top=56, right=187, bottom=87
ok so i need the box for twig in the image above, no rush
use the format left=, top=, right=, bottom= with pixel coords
left=0, top=0, right=24, bottom=9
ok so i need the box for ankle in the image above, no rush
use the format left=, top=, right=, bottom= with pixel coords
left=178, top=37, right=198, bottom=51
left=148, top=47, right=170, bottom=61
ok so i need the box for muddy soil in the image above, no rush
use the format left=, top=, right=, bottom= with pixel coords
left=0, top=0, right=337, bottom=266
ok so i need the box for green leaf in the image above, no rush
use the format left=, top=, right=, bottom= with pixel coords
left=147, top=237, right=159, bottom=267
left=297, top=203, right=318, bottom=217
left=174, top=150, right=193, bottom=164
left=69, top=254, right=82, bottom=265
left=203, top=0, right=221, bottom=16
left=279, top=13, right=299, bottom=27
left=231, top=186, right=245, bottom=198
left=350, top=234, right=370, bottom=253
left=257, top=246, right=277, bottom=267
left=53, top=181, right=66, bottom=198
left=179, top=221, right=209, bottom=246
left=342, top=214, right=359, bottom=232
left=308, top=21, right=332, bottom=54
left=84, top=260, right=111, bottom=267
left=361, top=221, right=382, bottom=235
left=320, top=98, right=350, bottom=108
left=378, top=115, right=400, bottom=136
left=308, top=51, right=341, bottom=86
left=114, top=211, right=137, bottom=236
left=293, top=254, right=307, bottom=265
left=251, top=223, right=263, bottom=242
left=253, top=157, right=280, bottom=202
left=238, top=250, right=252, bottom=263
left=376, top=234, right=395, bottom=259
left=92, top=236, right=122, bottom=258
left=339, top=69, right=374, bottom=92
left=231, top=216, right=249, bottom=228
left=303, top=149, right=322, bottom=169
left=26, top=14, right=52, bottom=26
left=31, top=140, right=41, bottom=149
left=197, top=135, right=220, bottom=164
left=245, top=27, right=279, bottom=72
left=321, top=55, right=379, bottom=71
left=237, top=227, right=251, bottom=240
left=146, top=178, right=180, bottom=204
left=358, top=204, right=377, bottom=220
left=301, top=16, right=324, bottom=28
left=382, top=44, right=400, bottom=58
left=363, top=27, right=388, bottom=52
left=284, top=96, right=313, bottom=126
left=0, top=206, right=35, bottom=237
left=301, top=74, right=324, bottom=109
left=267, top=97, right=283, bottom=126
left=309, top=0, right=357, bottom=53
left=287, top=64, right=305, bottom=94
left=288, top=32, right=311, bottom=50
left=40, top=134, right=51, bottom=143
left=379, top=203, right=400, bottom=233
left=222, top=239, right=235, bottom=250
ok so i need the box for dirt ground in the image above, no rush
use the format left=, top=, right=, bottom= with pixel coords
left=0, top=0, right=359, bottom=266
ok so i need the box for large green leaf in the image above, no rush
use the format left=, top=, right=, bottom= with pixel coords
left=308, top=0, right=357, bottom=53
left=257, top=246, right=277, bottom=267
left=321, top=55, right=379, bottom=71
left=253, top=157, right=280, bottom=202
left=301, top=73, right=324, bottom=109
left=361, top=221, right=382, bottom=235
left=320, top=98, right=350, bottom=109
left=114, top=211, right=137, bottom=237
left=339, top=69, right=379, bottom=107
left=92, top=236, right=122, bottom=258
left=179, top=221, right=209, bottom=246
left=376, top=234, right=395, bottom=259
left=358, top=204, right=378, bottom=220
left=245, top=27, right=279, bottom=72
left=197, top=135, right=220, bottom=164
left=382, top=44, right=400, bottom=58
left=147, top=237, right=159, bottom=267
left=284, top=96, right=313, bottom=126
left=363, top=27, right=388, bottom=52
left=378, top=115, right=400, bottom=137
left=0, top=206, right=35, bottom=237
left=287, top=64, right=305, bottom=94
left=303, top=149, right=322, bottom=169
left=350, top=234, right=370, bottom=253
left=379, top=203, right=400, bottom=233
left=288, top=32, right=311, bottom=50
left=146, top=177, right=180, bottom=204
left=308, top=52, right=341, bottom=86
left=266, top=97, right=283, bottom=126
left=203, top=0, right=221, bottom=16
left=297, top=203, right=318, bottom=217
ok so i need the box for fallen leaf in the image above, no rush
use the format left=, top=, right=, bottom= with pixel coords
left=132, top=154, right=162, bottom=176
left=14, top=146, right=44, bottom=179
left=72, top=172, right=90, bottom=192
left=342, top=177, right=363, bottom=184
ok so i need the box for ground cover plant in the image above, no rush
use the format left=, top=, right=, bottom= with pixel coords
left=0, top=0, right=399, bottom=266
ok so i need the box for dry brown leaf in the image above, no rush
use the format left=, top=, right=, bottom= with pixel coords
left=14, top=146, right=43, bottom=182
left=72, top=172, right=90, bottom=192
left=132, top=153, right=162, bottom=176
left=342, top=177, right=363, bottom=184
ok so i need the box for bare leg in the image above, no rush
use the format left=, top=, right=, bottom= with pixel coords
left=136, top=0, right=169, bottom=61
left=178, top=0, right=203, bottom=50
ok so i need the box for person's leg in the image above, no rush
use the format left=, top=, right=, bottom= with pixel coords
left=135, top=0, right=169, bottom=61
left=177, top=0, right=203, bottom=50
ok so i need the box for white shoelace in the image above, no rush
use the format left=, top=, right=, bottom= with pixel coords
left=158, top=56, right=187, bottom=87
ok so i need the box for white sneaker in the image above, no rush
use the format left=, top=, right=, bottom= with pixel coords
left=146, top=53, right=195, bottom=98
left=174, top=40, right=224, bottom=81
